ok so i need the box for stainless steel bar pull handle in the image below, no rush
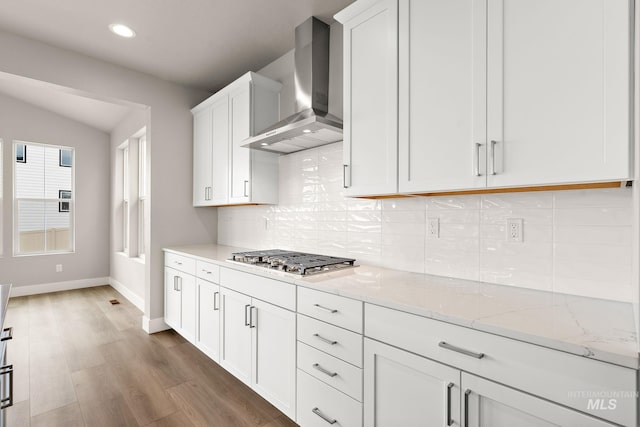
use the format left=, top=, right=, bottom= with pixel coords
left=213, top=292, right=219, bottom=311
left=243, top=180, right=249, bottom=197
left=446, top=382, right=454, bottom=426
left=312, top=363, right=338, bottom=378
left=343, top=164, right=349, bottom=188
left=177, top=277, right=182, bottom=292
left=173, top=276, right=178, bottom=291
left=249, top=306, right=257, bottom=329
left=174, top=261, right=183, bottom=265
left=244, top=304, right=251, bottom=327
left=312, top=407, right=337, bottom=425
left=0, top=365, right=13, bottom=410
left=313, top=304, right=338, bottom=314
left=313, top=333, right=338, bottom=346
left=464, top=389, right=471, bottom=427
left=490, top=140, right=498, bottom=175
left=438, top=341, right=485, bottom=359
left=474, top=143, right=482, bottom=176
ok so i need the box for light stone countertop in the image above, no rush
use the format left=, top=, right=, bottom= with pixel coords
left=165, top=243, right=639, bottom=370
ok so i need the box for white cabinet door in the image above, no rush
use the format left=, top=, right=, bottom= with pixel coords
left=340, top=0, right=398, bottom=196
left=486, top=0, right=631, bottom=187
left=251, top=299, right=296, bottom=420
left=164, top=267, right=182, bottom=331
left=229, top=85, right=252, bottom=204
left=364, top=338, right=461, bottom=427
left=463, top=373, right=617, bottom=427
left=398, top=0, right=487, bottom=193
left=210, top=96, right=230, bottom=205
left=178, top=272, right=197, bottom=343
left=196, top=279, right=220, bottom=362
left=192, top=108, right=212, bottom=206
left=220, top=287, right=252, bottom=386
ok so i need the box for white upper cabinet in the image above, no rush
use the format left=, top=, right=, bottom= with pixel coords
left=336, top=0, right=633, bottom=196
left=398, top=0, right=487, bottom=193
left=486, top=0, right=632, bottom=187
left=336, top=0, right=399, bottom=197
left=191, top=72, right=282, bottom=206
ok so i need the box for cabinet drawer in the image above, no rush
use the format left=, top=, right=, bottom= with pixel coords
left=297, top=370, right=362, bottom=427
left=298, top=342, right=363, bottom=402
left=196, top=260, right=220, bottom=283
left=365, top=303, right=637, bottom=427
left=220, top=267, right=295, bottom=311
left=298, top=287, right=363, bottom=333
left=298, top=314, right=363, bottom=367
left=165, top=252, right=196, bottom=275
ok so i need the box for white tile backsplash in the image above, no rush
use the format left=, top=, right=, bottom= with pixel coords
left=217, top=142, right=633, bottom=302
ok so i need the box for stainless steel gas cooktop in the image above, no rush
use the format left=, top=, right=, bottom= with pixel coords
left=229, top=249, right=356, bottom=276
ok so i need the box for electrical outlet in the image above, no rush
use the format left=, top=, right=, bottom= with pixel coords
left=506, top=218, right=523, bottom=242
left=428, top=217, right=440, bottom=238
left=55, top=264, right=63, bottom=272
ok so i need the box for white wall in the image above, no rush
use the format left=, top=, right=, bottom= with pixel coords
left=0, top=30, right=218, bottom=329
left=0, top=92, right=110, bottom=286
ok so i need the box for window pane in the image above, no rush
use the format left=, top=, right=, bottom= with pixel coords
left=45, top=199, right=71, bottom=252
left=16, top=199, right=45, bottom=254
left=15, top=144, right=44, bottom=199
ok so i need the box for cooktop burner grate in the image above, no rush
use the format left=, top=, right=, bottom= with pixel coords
left=230, top=250, right=356, bottom=276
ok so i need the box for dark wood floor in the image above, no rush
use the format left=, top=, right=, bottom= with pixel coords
left=4, top=285, right=298, bottom=427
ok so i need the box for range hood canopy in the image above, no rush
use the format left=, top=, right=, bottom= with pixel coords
left=242, top=17, right=343, bottom=154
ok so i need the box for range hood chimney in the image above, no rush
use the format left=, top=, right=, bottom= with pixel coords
left=242, top=17, right=343, bottom=154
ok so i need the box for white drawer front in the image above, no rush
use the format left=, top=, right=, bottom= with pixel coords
left=365, top=303, right=637, bottom=427
left=298, top=342, right=363, bottom=402
left=165, top=252, right=196, bottom=275
left=196, top=260, right=220, bottom=283
left=220, top=267, right=295, bottom=311
left=298, top=314, right=363, bottom=367
left=297, top=370, right=362, bottom=427
left=298, top=287, right=363, bottom=333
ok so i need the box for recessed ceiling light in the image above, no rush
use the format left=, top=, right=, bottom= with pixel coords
left=109, top=23, right=136, bottom=38
left=261, top=142, right=269, bottom=146
left=303, top=129, right=312, bottom=133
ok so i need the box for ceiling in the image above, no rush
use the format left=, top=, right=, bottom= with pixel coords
left=0, top=0, right=355, bottom=92
left=0, top=72, right=138, bottom=133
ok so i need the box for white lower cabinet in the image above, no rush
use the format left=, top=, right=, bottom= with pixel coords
left=163, top=266, right=196, bottom=342
left=364, top=338, right=617, bottom=427
left=364, top=338, right=460, bottom=427
left=463, top=373, right=617, bottom=427
left=195, top=279, right=220, bottom=362
left=219, top=286, right=296, bottom=419
left=297, top=370, right=362, bottom=427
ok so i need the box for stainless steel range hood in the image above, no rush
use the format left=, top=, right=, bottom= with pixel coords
left=242, top=17, right=343, bottom=154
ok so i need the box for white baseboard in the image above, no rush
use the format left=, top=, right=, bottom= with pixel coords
left=10, top=277, right=110, bottom=297
left=142, top=316, right=170, bottom=334
left=109, top=278, right=144, bottom=311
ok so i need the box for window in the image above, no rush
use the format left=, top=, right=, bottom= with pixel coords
left=138, top=134, right=147, bottom=259
left=58, top=190, right=71, bottom=212
left=122, top=145, right=129, bottom=254
left=14, top=141, right=74, bottom=255
left=59, top=149, right=72, bottom=167
left=15, top=144, right=25, bottom=163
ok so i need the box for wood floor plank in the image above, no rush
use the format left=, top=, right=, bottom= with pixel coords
left=31, top=402, right=85, bottom=427
left=71, top=363, right=122, bottom=404
left=261, top=415, right=299, bottom=427
left=144, top=411, right=195, bottom=427
left=29, top=370, right=78, bottom=417
left=79, top=396, right=140, bottom=427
